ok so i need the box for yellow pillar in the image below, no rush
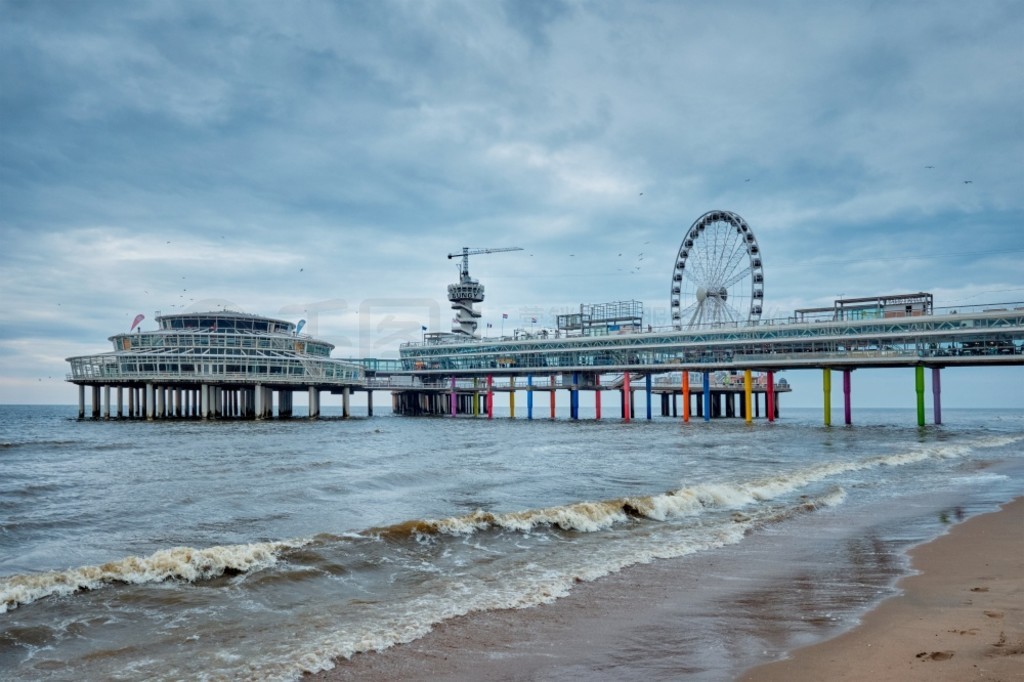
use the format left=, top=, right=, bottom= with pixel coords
left=744, top=369, right=753, bottom=424
left=509, top=376, right=516, bottom=418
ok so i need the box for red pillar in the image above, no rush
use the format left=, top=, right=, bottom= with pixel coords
left=766, top=371, right=776, bottom=422
left=549, top=375, right=556, bottom=419
left=623, top=372, right=631, bottom=423
left=682, top=371, right=690, bottom=423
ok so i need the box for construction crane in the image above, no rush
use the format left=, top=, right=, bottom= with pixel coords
left=447, top=246, right=523, bottom=279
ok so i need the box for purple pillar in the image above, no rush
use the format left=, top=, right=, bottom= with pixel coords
left=843, top=369, right=852, bottom=425
left=932, top=367, right=942, bottom=425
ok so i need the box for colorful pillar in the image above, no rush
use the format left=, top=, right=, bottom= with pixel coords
left=549, top=375, right=556, bottom=419
left=486, top=375, right=494, bottom=419
left=527, top=374, right=534, bottom=420
left=702, top=372, right=711, bottom=422
left=743, top=370, right=752, bottom=424
left=766, top=371, right=775, bottom=423
left=843, top=369, right=852, bottom=425
left=682, top=372, right=690, bottom=423
left=645, top=374, right=653, bottom=420
left=915, top=366, right=925, bottom=426
left=932, top=367, right=942, bottom=425
left=595, top=374, right=602, bottom=420
left=571, top=372, right=579, bottom=420
left=623, top=372, right=632, bottom=423
left=823, top=368, right=832, bottom=426
left=509, top=376, right=516, bottom=419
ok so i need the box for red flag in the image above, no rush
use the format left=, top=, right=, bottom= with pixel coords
left=130, top=313, right=145, bottom=331
left=502, top=313, right=508, bottom=319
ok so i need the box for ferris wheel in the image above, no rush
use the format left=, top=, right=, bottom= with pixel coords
left=670, top=210, right=764, bottom=329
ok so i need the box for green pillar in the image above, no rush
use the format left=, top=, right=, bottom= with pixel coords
left=823, top=368, right=831, bottom=426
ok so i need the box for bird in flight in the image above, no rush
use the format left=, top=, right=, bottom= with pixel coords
left=963, top=180, right=973, bottom=184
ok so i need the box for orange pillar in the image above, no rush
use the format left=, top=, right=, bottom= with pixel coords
left=682, top=371, right=690, bottom=423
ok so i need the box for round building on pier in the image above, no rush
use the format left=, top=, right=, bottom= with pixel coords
left=67, top=311, right=364, bottom=419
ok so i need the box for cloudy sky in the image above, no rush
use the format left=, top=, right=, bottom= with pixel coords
left=2, top=0, right=1022, bottom=407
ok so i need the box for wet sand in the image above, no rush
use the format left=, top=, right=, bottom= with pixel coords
left=307, top=498, right=1023, bottom=681
left=742, top=496, right=1024, bottom=681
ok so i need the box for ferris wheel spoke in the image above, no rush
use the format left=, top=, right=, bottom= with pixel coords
left=719, top=265, right=752, bottom=290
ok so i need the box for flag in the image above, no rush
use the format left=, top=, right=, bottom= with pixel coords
left=130, top=313, right=145, bottom=332
left=502, top=313, right=508, bottom=319
left=421, top=325, right=427, bottom=331
left=486, top=323, right=492, bottom=328
left=531, top=317, right=537, bottom=323
left=296, top=319, right=306, bottom=335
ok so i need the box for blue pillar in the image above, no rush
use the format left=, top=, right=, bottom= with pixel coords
left=571, top=372, right=579, bottom=420
left=702, top=371, right=711, bottom=422
left=527, top=374, right=534, bottom=420
left=645, top=374, right=653, bottom=420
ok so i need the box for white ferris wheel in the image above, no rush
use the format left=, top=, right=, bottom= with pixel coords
left=670, top=210, right=764, bottom=329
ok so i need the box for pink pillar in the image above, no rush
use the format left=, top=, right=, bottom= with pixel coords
left=766, top=371, right=776, bottom=423
left=486, top=375, right=494, bottom=419
left=550, top=375, right=556, bottom=419
left=843, top=369, right=852, bottom=425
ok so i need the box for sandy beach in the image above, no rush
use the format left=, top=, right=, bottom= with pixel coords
left=742, top=496, right=1024, bottom=681
left=307, top=497, right=1023, bottom=681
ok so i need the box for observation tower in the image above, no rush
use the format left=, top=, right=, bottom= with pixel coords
left=446, top=247, right=522, bottom=337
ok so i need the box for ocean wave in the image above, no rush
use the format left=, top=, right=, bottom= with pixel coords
left=0, top=540, right=310, bottom=613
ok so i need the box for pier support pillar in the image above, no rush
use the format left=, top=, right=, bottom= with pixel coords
left=550, top=375, right=556, bottom=419
left=645, top=374, right=652, bottom=420
left=509, top=376, right=516, bottom=419
left=702, top=372, right=711, bottom=422
left=366, top=390, right=373, bottom=417
left=823, top=369, right=832, bottom=426
left=103, top=385, right=111, bottom=420
left=342, top=387, right=351, bottom=418
left=682, top=372, right=690, bottom=423
left=744, top=370, right=753, bottom=424
left=843, top=369, right=852, bottom=425
left=146, top=383, right=155, bottom=420
left=78, top=384, right=85, bottom=419
left=932, top=367, right=942, bottom=425
left=255, top=384, right=265, bottom=419
left=595, top=374, right=602, bottom=420
left=767, top=372, right=775, bottom=423
left=116, top=387, right=123, bottom=418
left=200, top=385, right=209, bottom=419
left=623, top=373, right=631, bottom=423
left=915, top=366, right=926, bottom=427
left=527, top=375, right=534, bottom=420
left=571, top=372, right=579, bottom=420
left=89, top=385, right=99, bottom=419
left=486, top=375, right=493, bottom=419
left=308, top=387, right=320, bottom=419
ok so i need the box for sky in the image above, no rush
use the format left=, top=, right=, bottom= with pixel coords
left=1, top=0, right=1022, bottom=407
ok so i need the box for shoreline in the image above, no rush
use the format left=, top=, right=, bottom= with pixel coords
left=740, top=496, right=1024, bottom=681
left=307, top=497, right=1023, bottom=681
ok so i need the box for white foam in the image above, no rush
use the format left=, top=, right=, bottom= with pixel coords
left=0, top=539, right=310, bottom=613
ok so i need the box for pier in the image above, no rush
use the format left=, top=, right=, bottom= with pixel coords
left=67, top=212, right=1024, bottom=426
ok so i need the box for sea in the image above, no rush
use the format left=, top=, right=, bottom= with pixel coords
left=1, top=403, right=1022, bottom=681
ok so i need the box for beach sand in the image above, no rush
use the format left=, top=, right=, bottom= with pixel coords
left=307, top=498, right=1023, bottom=681
left=741, top=496, right=1024, bottom=681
